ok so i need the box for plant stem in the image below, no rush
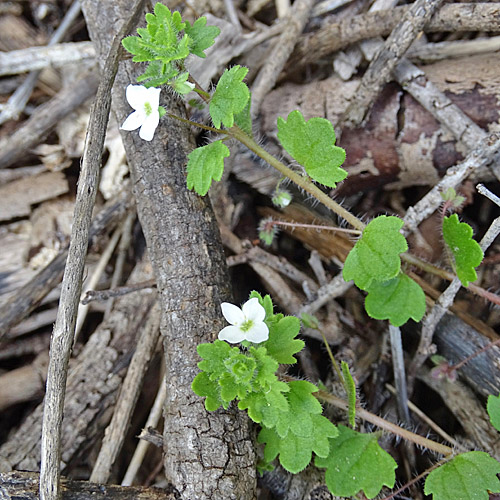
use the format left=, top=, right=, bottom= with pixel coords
left=268, top=219, right=362, bottom=235
left=317, top=389, right=453, bottom=456
left=229, top=125, right=366, bottom=231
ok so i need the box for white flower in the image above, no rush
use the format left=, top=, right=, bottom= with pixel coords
left=120, top=85, right=161, bottom=141
left=218, top=297, right=269, bottom=344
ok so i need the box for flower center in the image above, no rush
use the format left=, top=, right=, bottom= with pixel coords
left=144, top=101, right=153, bottom=116
left=240, top=319, right=254, bottom=332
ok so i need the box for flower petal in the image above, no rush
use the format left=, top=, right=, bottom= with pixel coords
left=221, top=302, right=245, bottom=325
left=120, top=111, right=145, bottom=131
left=126, top=84, right=151, bottom=110
left=146, top=86, right=161, bottom=108
left=139, top=111, right=160, bottom=141
left=218, top=325, right=245, bottom=343
left=242, top=297, right=266, bottom=323
left=244, top=322, right=269, bottom=344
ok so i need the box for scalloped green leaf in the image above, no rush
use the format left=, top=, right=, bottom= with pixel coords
left=442, top=214, right=483, bottom=287
left=258, top=414, right=338, bottom=473
left=276, top=110, right=347, bottom=188
left=343, top=215, right=408, bottom=290
left=238, top=379, right=289, bottom=428
left=424, top=452, right=500, bottom=500
left=274, top=380, right=323, bottom=439
left=209, top=66, right=250, bottom=128
left=186, top=140, right=230, bottom=196
left=184, top=16, right=220, bottom=58
left=487, top=393, right=500, bottom=432
left=192, top=371, right=225, bottom=411
left=315, top=425, right=397, bottom=499
left=262, top=316, right=304, bottom=364
left=365, top=273, right=426, bottom=326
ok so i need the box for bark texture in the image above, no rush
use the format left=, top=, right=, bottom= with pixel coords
left=79, top=2, right=256, bottom=499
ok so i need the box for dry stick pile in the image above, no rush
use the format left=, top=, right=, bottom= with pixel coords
left=0, top=1, right=500, bottom=499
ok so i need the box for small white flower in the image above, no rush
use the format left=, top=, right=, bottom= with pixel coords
left=120, top=85, right=161, bottom=141
left=218, top=297, right=269, bottom=344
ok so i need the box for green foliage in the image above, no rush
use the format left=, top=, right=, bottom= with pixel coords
left=258, top=414, right=338, bottom=473
left=184, top=16, right=220, bottom=58
left=341, top=361, right=357, bottom=428
left=487, top=393, right=500, bottom=432
left=209, top=66, right=250, bottom=128
left=276, top=110, right=347, bottom=188
left=343, top=216, right=408, bottom=290
left=441, top=187, right=465, bottom=209
left=262, top=316, right=304, bottom=364
left=186, top=140, right=230, bottom=196
left=300, top=312, right=320, bottom=330
left=442, top=214, right=483, bottom=286
left=122, top=3, right=219, bottom=88
left=424, top=452, right=500, bottom=500
left=365, top=272, right=426, bottom=326
left=233, top=95, right=253, bottom=137
left=315, top=425, right=397, bottom=499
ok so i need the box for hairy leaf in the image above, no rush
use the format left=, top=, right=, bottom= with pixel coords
left=487, top=393, right=500, bottom=432
left=442, top=214, right=483, bottom=286
left=184, top=16, right=220, bottom=58
left=424, top=452, right=500, bottom=500
left=209, top=66, right=250, bottom=128
left=191, top=371, right=225, bottom=411
left=365, top=273, right=426, bottom=326
left=343, top=216, right=408, bottom=290
left=316, top=425, right=397, bottom=499
left=258, top=414, right=338, bottom=473
left=186, top=140, right=230, bottom=196
left=277, top=110, right=347, bottom=187
left=263, top=316, right=304, bottom=365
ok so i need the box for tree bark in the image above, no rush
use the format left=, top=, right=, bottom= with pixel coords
left=79, top=2, right=256, bottom=499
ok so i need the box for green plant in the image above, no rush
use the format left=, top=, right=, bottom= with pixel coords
left=122, top=5, right=499, bottom=498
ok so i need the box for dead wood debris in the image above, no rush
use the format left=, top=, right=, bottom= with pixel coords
left=0, top=1, right=499, bottom=499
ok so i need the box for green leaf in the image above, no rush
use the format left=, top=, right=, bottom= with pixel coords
left=487, top=393, right=500, bottom=432
left=238, top=379, right=289, bottom=428
left=262, top=316, right=304, bottom=364
left=276, top=110, right=347, bottom=188
left=343, top=215, right=408, bottom=290
left=300, top=313, right=320, bottom=330
left=442, top=214, right=483, bottom=287
left=341, top=361, right=357, bottom=429
left=233, top=94, right=253, bottom=137
left=365, top=273, right=426, bottom=326
left=171, top=71, right=194, bottom=95
left=184, top=16, right=220, bottom=58
left=192, top=371, right=225, bottom=411
left=209, top=66, right=250, bottom=128
left=316, top=425, right=397, bottom=499
left=274, top=380, right=322, bottom=439
left=258, top=414, right=338, bottom=473
left=424, top=452, right=500, bottom=500
left=186, top=141, right=230, bottom=196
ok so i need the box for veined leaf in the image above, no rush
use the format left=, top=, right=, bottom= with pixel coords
left=258, top=414, right=338, bottom=474
left=424, top=452, right=500, bottom=500
left=365, top=273, right=426, bottom=326
left=315, top=425, right=397, bottom=499
left=343, top=215, right=408, bottom=290
left=277, top=110, right=346, bottom=188
left=262, top=315, right=304, bottom=365
left=209, top=66, right=250, bottom=128
left=186, top=141, right=230, bottom=196
left=442, top=214, right=483, bottom=287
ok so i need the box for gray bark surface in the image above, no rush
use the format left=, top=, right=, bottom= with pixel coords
left=79, top=2, right=256, bottom=499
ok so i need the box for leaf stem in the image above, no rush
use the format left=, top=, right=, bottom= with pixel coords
left=229, top=125, right=366, bottom=232
left=317, top=389, right=453, bottom=456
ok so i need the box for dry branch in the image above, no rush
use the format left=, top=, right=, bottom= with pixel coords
left=291, top=3, right=500, bottom=69
left=80, top=1, right=256, bottom=498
